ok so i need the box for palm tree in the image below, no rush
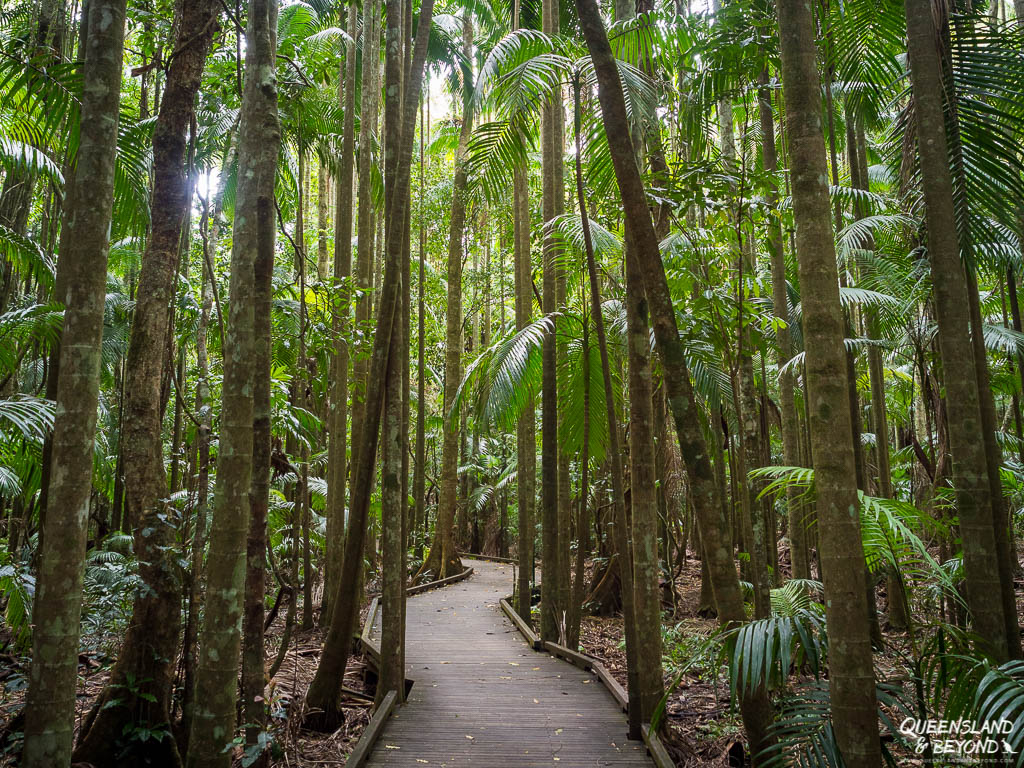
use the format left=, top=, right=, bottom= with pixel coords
left=903, top=0, right=1019, bottom=663
left=418, top=10, right=475, bottom=582
left=571, top=0, right=776, bottom=756
left=774, top=0, right=881, bottom=760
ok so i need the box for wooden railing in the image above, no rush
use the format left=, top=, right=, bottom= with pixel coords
left=498, top=592, right=673, bottom=767
left=345, top=689, right=398, bottom=768
left=406, top=565, right=473, bottom=596
left=345, top=567, right=474, bottom=766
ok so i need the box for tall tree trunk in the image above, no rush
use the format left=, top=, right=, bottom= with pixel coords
left=848, top=113, right=907, bottom=630
left=22, top=0, right=126, bottom=763
left=182, top=203, right=216, bottom=738
left=572, top=0, right=775, bottom=755
left=318, top=162, right=330, bottom=281
left=185, top=0, right=279, bottom=762
left=758, top=70, right=808, bottom=580
left=305, top=0, right=437, bottom=722
left=72, top=3, right=218, bottom=763
left=414, top=93, right=428, bottom=557
left=605, top=0, right=665, bottom=701
left=349, top=0, right=382, bottom=489
left=324, top=3, right=358, bottom=625
left=625, top=225, right=664, bottom=723
left=417, top=13, right=473, bottom=582
left=512, top=0, right=536, bottom=627
left=904, top=0, right=1017, bottom=662
left=566, top=318, right=590, bottom=650
left=240, top=124, right=275, bottom=764
left=378, top=0, right=409, bottom=701
left=295, top=160, right=316, bottom=632
left=539, top=0, right=563, bottom=643
left=775, top=0, right=881, bottom=761
left=572, top=80, right=640, bottom=739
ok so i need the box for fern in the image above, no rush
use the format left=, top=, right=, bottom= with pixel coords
left=721, top=607, right=827, bottom=696
left=760, top=681, right=910, bottom=767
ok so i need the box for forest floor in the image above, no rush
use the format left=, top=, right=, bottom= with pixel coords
left=263, top=617, right=374, bottom=767
left=578, top=551, right=1024, bottom=767
left=2, top=553, right=1023, bottom=767
left=0, top=600, right=377, bottom=767
left=578, top=555, right=744, bottom=767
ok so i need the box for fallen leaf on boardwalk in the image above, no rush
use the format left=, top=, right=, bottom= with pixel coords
left=465, top=735, right=474, bottom=740
left=509, top=662, right=519, bottom=666
left=555, top=729, right=563, bottom=735
left=532, top=667, right=540, bottom=670
left=533, top=698, right=539, bottom=704
left=386, top=745, right=400, bottom=750
left=417, top=760, right=429, bottom=763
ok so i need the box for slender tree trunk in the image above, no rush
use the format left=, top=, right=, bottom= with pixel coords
left=511, top=0, right=535, bottom=626
left=295, top=171, right=316, bottom=632
left=758, top=71, right=808, bottom=580
left=22, top=0, right=126, bottom=763
left=512, top=222, right=534, bottom=604
left=775, top=0, right=881, bottom=760
left=240, top=126, right=275, bottom=765
left=567, top=318, right=590, bottom=650
left=572, top=80, right=640, bottom=740
left=324, top=3, right=358, bottom=625
left=349, top=0, right=382, bottom=488
left=904, top=0, right=1017, bottom=662
left=182, top=203, right=216, bottom=738
left=417, top=13, right=473, bottom=582
left=318, top=162, right=330, bottom=281
left=399, top=17, right=413, bottom=654
left=1006, top=261, right=1024, bottom=571
left=573, top=0, right=774, bottom=755
left=538, top=0, right=565, bottom=644
left=848, top=113, right=907, bottom=630
left=414, top=93, right=428, bottom=557
left=379, top=306, right=407, bottom=696
left=305, top=0, right=437, bottom=721
left=625, top=225, right=664, bottom=723
left=186, top=0, right=279, bottom=762
left=378, top=0, right=409, bottom=701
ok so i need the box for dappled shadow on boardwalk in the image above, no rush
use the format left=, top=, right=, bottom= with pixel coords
left=364, top=558, right=652, bottom=767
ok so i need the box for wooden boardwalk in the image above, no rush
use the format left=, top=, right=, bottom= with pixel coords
left=363, top=558, right=653, bottom=767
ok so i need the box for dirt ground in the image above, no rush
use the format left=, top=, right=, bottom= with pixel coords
left=0, top=600, right=376, bottom=767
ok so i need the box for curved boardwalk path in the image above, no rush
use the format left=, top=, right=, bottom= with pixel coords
left=363, top=557, right=652, bottom=767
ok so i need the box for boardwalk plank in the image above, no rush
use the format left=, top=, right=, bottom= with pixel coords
left=361, top=558, right=653, bottom=767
